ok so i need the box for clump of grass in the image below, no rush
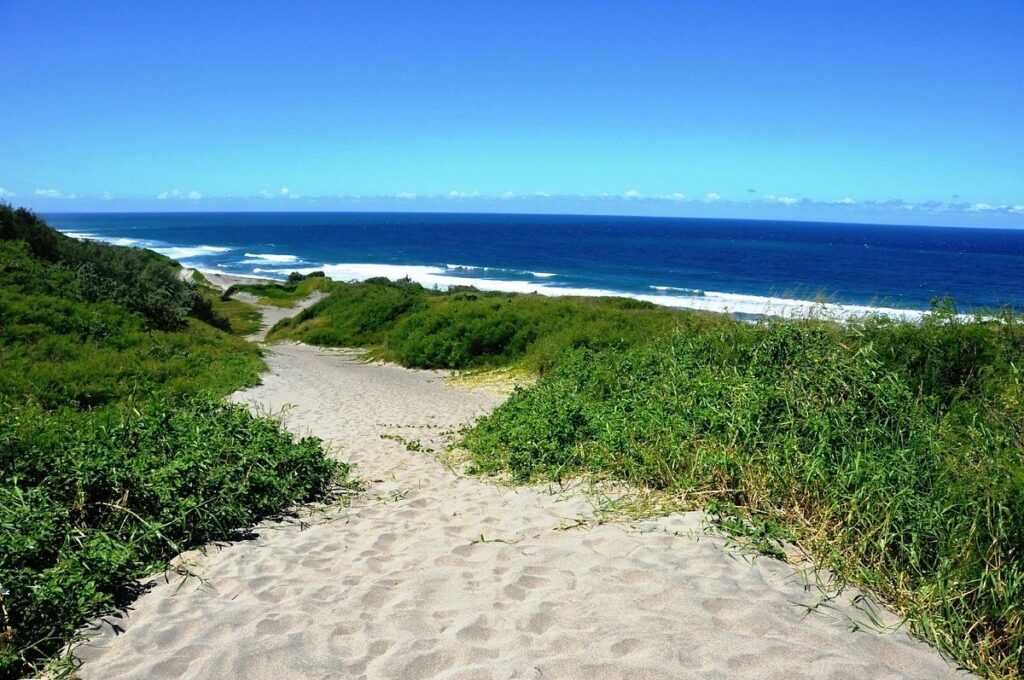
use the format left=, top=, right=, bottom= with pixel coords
left=463, top=312, right=1023, bottom=677
left=208, top=295, right=263, bottom=335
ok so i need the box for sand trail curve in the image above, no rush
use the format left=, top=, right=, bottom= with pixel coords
left=74, top=343, right=964, bottom=679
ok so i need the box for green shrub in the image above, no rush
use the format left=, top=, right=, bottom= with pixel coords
left=0, top=396, right=343, bottom=676
left=0, top=204, right=224, bottom=331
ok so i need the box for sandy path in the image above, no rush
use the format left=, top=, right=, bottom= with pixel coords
left=73, top=343, right=964, bottom=679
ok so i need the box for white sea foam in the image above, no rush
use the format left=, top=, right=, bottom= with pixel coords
left=446, top=263, right=553, bottom=278
left=446, top=263, right=512, bottom=274
left=203, top=268, right=278, bottom=281
left=243, top=252, right=300, bottom=264
left=152, top=245, right=231, bottom=260
left=62, top=230, right=148, bottom=248
left=650, top=285, right=705, bottom=296
left=273, top=262, right=929, bottom=322
left=57, top=229, right=232, bottom=263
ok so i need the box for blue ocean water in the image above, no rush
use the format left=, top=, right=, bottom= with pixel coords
left=43, top=212, right=1024, bottom=319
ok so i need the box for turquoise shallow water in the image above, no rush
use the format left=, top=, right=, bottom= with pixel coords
left=44, top=211, right=1024, bottom=318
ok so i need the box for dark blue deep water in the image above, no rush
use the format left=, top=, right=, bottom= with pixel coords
left=43, top=212, right=1024, bottom=318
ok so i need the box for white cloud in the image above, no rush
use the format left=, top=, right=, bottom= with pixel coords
left=667, top=192, right=686, bottom=202
left=101, top=191, right=114, bottom=201
left=0, top=187, right=16, bottom=198
left=534, top=191, right=551, bottom=198
left=447, top=190, right=479, bottom=199
left=34, top=188, right=61, bottom=198
left=834, top=197, right=856, bottom=205
left=500, top=191, right=516, bottom=199
left=260, top=190, right=272, bottom=198
left=969, top=202, right=995, bottom=212
left=623, top=189, right=643, bottom=199
left=1012, top=205, right=1024, bottom=214
left=66, top=193, right=77, bottom=200
left=280, top=187, right=291, bottom=197
left=706, top=192, right=721, bottom=202
left=156, top=189, right=201, bottom=200
left=395, top=191, right=417, bottom=200
left=777, top=196, right=799, bottom=206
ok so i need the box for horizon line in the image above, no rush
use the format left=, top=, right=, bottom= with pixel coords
left=29, top=206, right=1024, bottom=232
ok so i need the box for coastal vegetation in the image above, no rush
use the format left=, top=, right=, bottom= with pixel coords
left=189, top=270, right=263, bottom=336
left=273, top=277, right=1022, bottom=677
left=268, top=277, right=703, bottom=372
left=0, top=206, right=344, bottom=678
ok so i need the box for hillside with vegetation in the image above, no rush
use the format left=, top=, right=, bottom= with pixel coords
left=267, top=276, right=1022, bottom=677
left=0, top=206, right=345, bottom=678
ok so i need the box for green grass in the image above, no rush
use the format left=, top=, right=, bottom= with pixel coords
left=0, top=206, right=346, bottom=678
left=463, top=310, right=1023, bottom=678
left=189, top=270, right=263, bottom=336
left=209, top=295, right=264, bottom=335
left=0, top=240, right=265, bottom=407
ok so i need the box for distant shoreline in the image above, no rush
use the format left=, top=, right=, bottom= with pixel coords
left=47, top=211, right=1024, bottom=320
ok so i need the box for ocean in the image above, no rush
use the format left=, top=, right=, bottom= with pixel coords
left=43, top=211, right=1024, bottom=320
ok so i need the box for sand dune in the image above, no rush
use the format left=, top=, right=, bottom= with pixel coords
left=73, top=343, right=965, bottom=678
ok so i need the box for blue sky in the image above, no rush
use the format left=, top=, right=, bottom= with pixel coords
left=1, top=1, right=1022, bottom=226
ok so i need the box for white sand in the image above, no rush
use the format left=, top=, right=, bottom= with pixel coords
left=72, top=316, right=966, bottom=677
left=199, top=271, right=276, bottom=288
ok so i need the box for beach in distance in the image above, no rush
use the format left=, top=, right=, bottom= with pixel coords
left=45, top=211, right=1024, bottom=320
